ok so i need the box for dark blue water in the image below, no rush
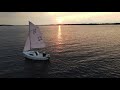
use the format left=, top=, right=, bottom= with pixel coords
left=1, top=25, right=120, bottom=78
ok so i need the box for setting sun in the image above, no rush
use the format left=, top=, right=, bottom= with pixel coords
left=56, top=17, right=63, bottom=24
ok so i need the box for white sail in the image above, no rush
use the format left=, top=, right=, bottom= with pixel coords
left=23, top=34, right=30, bottom=51
left=23, top=21, right=46, bottom=51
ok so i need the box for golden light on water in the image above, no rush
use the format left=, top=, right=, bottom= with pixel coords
left=56, top=25, right=63, bottom=53
left=58, top=25, right=62, bottom=39
left=58, top=25, right=62, bottom=44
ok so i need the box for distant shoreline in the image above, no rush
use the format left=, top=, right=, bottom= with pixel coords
left=49, top=23, right=120, bottom=26
left=1, top=23, right=120, bottom=26
left=0, top=25, right=14, bottom=26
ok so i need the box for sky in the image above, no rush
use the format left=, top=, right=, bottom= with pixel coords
left=0, top=12, right=120, bottom=25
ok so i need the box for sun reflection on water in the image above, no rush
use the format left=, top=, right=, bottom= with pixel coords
left=55, top=25, right=63, bottom=53
left=58, top=25, right=62, bottom=44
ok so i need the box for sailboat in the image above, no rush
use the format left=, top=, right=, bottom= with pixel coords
left=23, top=21, right=50, bottom=60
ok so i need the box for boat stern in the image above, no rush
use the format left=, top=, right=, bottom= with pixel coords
left=46, top=54, right=50, bottom=57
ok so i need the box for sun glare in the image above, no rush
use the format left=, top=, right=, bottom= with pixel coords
left=56, top=17, right=63, bottom=24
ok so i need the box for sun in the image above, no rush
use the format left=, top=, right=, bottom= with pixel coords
left=56, top=17, right=63, bottom=24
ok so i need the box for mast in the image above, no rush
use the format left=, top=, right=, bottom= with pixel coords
left=29, top=21, right=31, bottom=50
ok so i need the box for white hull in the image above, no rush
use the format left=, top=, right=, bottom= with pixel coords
left=23, top=51, right=50, bottom=61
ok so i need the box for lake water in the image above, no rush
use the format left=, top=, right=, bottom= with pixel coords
left=1, top=25, right=120, bottom=78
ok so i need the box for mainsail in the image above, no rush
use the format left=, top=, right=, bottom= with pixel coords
left=23, top=21, right=46, bottom=51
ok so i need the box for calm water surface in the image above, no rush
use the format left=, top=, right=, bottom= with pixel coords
left=0, top=25, right=120, bottom=78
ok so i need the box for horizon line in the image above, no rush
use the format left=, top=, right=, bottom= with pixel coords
left=1, top=23, right=120, bottom=26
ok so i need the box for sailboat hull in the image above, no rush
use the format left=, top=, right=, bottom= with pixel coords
left=23, top=51, right=50, bottom=60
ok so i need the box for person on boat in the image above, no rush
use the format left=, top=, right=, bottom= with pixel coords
left=43, top=51, right=46, bottom=57
left=35, top=51, right=38, bottom=56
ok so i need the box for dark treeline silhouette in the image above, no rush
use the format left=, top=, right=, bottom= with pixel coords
left=42, top=23, right=120, bottom=26
left=0, top=24, right=13, bottom=26
left=57, top=23, right=120, bottom=25
left=1, top=23, right=120, bottom=26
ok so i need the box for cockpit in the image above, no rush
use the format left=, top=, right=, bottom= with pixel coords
left=35, top=51, right=38, bottom=55
left=34, top=51, right=39, bottom=56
